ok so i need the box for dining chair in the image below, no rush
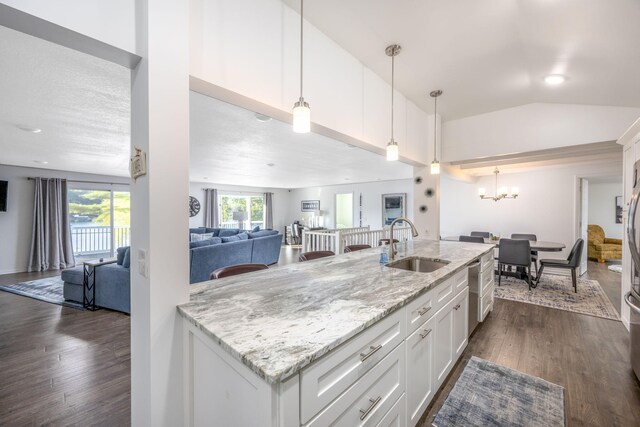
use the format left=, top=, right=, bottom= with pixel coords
left=470, top=231, right=491, bottom=238
left=210, top=263, right=268, bottom=280
left=536, top=239, right=584, bottom=293
left=459, top=236, right=485, bottom=243
left=498, top=238, right=533, bottom=290
left=344, top=244, right=371, bottom=253
left=299, top=251, right=335, bottom=262
left=511, top=233, right=539, bottom=275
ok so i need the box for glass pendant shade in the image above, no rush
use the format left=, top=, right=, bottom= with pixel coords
left=292, top=99, right=310, bottom=133
left=386, top=140, right=399, bottom=161
left=479, top=188, right=486, bottom=197
left=430, top=161, right=440, bottom=175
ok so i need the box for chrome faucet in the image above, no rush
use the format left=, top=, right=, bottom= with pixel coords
left=388, top=217, right=419, bottom=261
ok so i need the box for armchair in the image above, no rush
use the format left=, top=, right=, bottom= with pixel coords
left=587, top=224, right=622, bottom=262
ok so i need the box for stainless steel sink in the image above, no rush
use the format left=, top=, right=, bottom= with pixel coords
left=386, top=257, right=450, bottom=273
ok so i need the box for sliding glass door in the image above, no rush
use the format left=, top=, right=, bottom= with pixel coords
left=68, top=188, right=130, bottom=258
left=219, top=194, right=264, bottom=229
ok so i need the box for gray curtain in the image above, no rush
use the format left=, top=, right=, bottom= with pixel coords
left=28, top=178, right=76, bottom=272
left=264, top=192, right=273, bottom=229
left=204, top=188, right=219, bottom=227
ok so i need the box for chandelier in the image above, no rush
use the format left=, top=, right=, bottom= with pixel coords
left=479, top=168, right=519, bottom=202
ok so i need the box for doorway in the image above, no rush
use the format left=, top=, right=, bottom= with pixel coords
left=335, top=193, right=354, bottom=229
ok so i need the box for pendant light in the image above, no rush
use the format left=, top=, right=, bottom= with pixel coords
left=385, top=44, right=401, bottom=161
left=292, top=0, right=310, bottom=133
left=430, top=90, right=442, bottom=175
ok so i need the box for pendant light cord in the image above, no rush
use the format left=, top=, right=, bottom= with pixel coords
left=391, top=53, right=395, bottom=141
left=299, top=0, right=304, bottom=100
left=433, top=95, right=437, bottom=160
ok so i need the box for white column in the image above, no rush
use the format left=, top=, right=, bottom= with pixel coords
left=413, top=114, right=441, bottom=240
left=130, top=0, right=189, bottom=425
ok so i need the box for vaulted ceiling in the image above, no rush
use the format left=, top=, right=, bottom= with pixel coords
left=281, top=0, right=640, bottom=120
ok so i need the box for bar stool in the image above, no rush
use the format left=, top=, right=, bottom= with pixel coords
left=210, top=264, right=268, bottom=280
left=344, top=244, right=372, bottom=253
left=299, top=251, right=335, bottom=262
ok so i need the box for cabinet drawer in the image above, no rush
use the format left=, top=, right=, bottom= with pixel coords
left=406, top=288, right=436, bottom=335
left=454, top=268, right=468, bottom=293
left=479, top=282, right=494, bottom=321
left=434, top=276, right=455, bottom=314
left=301, top=310, right=405, bottom=424
left=479, top=263, right=494, bottom=295
left=305, top=344, right=405, bottom=427
left=481, top=252, right=493, bottom=270
left=376, top=393, right=406, bottom=427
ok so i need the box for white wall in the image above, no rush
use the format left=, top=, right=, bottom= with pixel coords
left=588, top=180, right=623, bottom=239
left=0, top=164, right=129, bottom=275
left=287, top=179, right=413, bottom=230
left=441, top=162, right=622, bottom=260
left=188, top=181, right=290, bottom=233
left=189, top=0, right=430, bottom=165
left=443, top=103, right=640, bottom=162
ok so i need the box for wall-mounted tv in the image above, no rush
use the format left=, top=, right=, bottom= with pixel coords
left=0, top=180, right=7, bottom=212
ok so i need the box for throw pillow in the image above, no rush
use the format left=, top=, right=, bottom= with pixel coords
left=237, top=232, right=249, bottom=240
left=248, top=230, right=278, bottom=239
left=221, top=235, right=241, bottom=243
left=189, top=237, right=223, bottom=249
left=190, top=232, right=214, bottom=242
left=219, top=229, right=240, bottom=237
left=252, top=225, right=260, bottom=232
left=123, top=248, right=131, bottom=268
left=116, top=246, right=129, bottom=265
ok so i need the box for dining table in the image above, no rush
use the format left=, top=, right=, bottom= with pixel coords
left=441, top=236, right=566, bottom=281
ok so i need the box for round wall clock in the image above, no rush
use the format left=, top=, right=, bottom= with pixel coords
left=189, top=196, right=201, bottom=217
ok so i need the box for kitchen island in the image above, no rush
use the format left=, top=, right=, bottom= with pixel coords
left=178, top=239, right=494, bottom=426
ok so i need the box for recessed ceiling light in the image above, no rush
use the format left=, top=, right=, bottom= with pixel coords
left=203, top=177, right=209, bottom=180
left=544, top=74, right=566, bottom=85
left=344, top=178, right=350, bottom=181
left=255, top=113, right=272, bottom=122
left=17, top=125, right=42, bottom=133
left=32, top=160, right=48, bottom=164
left=266, top=163, right=275, bottom=167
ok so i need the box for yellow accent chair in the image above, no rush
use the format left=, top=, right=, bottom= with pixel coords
left=587, top=224, right=622, bottom=262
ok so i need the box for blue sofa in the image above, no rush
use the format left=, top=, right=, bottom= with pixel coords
left=60, top=228, right=283, bottom=313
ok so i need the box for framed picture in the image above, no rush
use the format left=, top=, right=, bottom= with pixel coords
left=301, top=200, right=320, bottom=212
left=382, top=193, right=406, bottom=226
left=616, top=196, right=623, bottom=224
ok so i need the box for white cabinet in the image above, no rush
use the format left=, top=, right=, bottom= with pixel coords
left=452, top=288, right=469, bottom=360
left=376, top=394, right=406, bottom=427
left=433, top=296, right=454, bottom=391
left=405, top=315, right=435, bottom=426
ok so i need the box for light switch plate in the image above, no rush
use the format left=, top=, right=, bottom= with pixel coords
left=138, top=249, right=148, bottom=277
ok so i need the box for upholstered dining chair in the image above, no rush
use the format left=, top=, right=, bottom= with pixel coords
left=511, top=233, right=539, bottom=275
left=498, top=238, right=533, bottom=290
left=459, top=236, right=485, bottom=243
left=299, top=251, right=335, bottom=262
left=210, top=263, right=268, bottom=280
left=344, top=244, right=372, bottom=253
left=536, top=239, right=584, bottom=293
left=470, top=231, right=491, bottom=238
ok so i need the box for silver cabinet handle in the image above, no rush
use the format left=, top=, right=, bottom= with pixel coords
left=360, top=344, right=382, bottom=362
left=625, top=292, right=640, bottom=315
left=419, top=328, right=432, bottom=339
left=359, top=396, right=382, bottom=420
left=453, top=304, right=461, bottom=310
left=418, top=306, right=431, bottom=316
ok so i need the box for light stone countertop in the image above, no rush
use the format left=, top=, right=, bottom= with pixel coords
left=177, top=239, right=494, bottom=384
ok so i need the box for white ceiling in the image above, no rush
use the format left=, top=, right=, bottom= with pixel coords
left=0, top=25, right=412, bottom=188
left=281, top=0, right=640, bottom=120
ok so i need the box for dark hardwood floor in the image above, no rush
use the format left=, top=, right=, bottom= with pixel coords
left=0, top=257, right=637, bottom=426
left=584, top=260, right=622, bottom=314
left=0, top=271, right=131, bottom=426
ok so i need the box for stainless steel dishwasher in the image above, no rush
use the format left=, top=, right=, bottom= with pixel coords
left=467, top=260, right=480, bottom=334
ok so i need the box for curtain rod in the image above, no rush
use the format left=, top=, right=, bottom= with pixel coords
left=27, top=177, right=129, bottom=186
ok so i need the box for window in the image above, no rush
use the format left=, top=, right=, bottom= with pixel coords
left=68, top=188, right=131, bottom=258
left=219, top=194, right=264, bottom=229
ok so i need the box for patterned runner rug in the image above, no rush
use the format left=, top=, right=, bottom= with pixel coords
left=494, top=274, right=619, bottom=321
left=433, top=356, right=565, bottom=427
left=0, top=276, right=84, bottom=309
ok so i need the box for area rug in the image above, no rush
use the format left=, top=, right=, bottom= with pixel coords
left=608, top=264, right=623, bottom=273
left=433, top=356, right=565, bottom=427
left=0, top=276, right=84, bottom=309
left=494, top=275, right=619, bottom=321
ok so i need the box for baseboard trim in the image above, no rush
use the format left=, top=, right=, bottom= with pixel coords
left=622, top=315, right=630, bottom=332
left=0, top=268, right=25, bottom=276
